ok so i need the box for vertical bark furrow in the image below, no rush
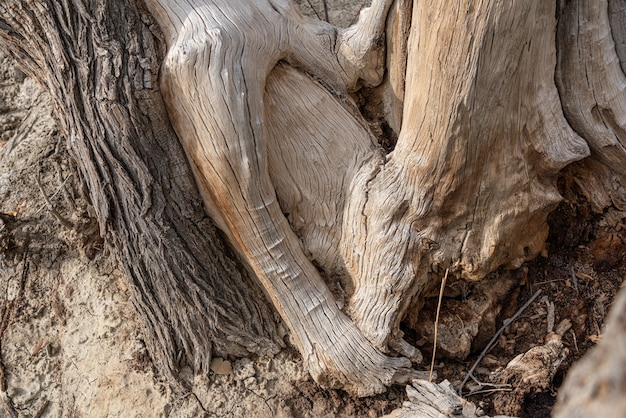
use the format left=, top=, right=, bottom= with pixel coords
left=609, top=0, right=626, bottom=75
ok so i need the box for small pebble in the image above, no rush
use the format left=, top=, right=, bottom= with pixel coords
left=244, top=377, right=257, bottom=388
left=210, top=357, right=232, bottom=375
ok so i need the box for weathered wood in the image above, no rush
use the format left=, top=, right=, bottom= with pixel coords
left=3, top=0, right=626, bottom=403
left=556, top=0, right=626, bottom=211
left=492, top=332, right=569, bottom=416
left=145, top=0, right=418, bottom=396
left=549, top=5, right=626, bottom=411
left=344, top=0, right=589, bottom=360
left=143, top=1, right=603, bottom=398
left=383, top=380, right=514, bottom=418
left=362, top=0, right=412, bottom=137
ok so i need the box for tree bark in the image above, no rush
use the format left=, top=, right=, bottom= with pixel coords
left=343, top=0, right=589, bottom=356
left=551, top=2, right=626, bottom=414
left=556, top=0, right=626, bottom=211
left=2, top=0, right=626, bottom=400
left=0, top=0, right=282, bottom=388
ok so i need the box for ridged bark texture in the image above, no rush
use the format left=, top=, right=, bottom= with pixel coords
left=0, top=0, right=282, bottom=387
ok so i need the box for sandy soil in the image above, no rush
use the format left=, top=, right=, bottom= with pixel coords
left=0, top=43, right=403, bottom=418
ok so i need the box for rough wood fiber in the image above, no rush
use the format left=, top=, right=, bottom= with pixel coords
left=145, top=0, right=417, bottom=396
left=556, top=0, right=626, bottom=211
left=384, top=379, right=514, bottom=418
left=265, top=63, right=380, bottom=275
left=344, top=0, right=590, bottom=358
left=0, top=0, right=282, bottom=387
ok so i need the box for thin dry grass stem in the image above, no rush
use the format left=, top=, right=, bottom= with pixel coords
left=429, top=268, right=449, bottom=382
left=34, top=173, right=73, bottom=215
left=322, top=0, right=329, bottom=22
left=35, top=167, right=74, bottom=229
left=468, top=386, right=512, bottom=396
left=571, top=329, right=578, bottom=353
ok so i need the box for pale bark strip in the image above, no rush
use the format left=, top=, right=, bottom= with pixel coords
left=556, top=0, right=626, bottom=211
left=0, top=0, right=282, bottom=385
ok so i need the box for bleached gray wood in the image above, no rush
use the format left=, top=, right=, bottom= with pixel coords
left=363, top=0, right=412, bottom=136
left=142, top=0, right=597, bottom=395
left=144, top=0, right=417, bottom=396
left=343, top=0, right=589, bottom=359
left=556, top=0, right=626, bottom=211
left=383, top=380, right=514, bottom=418
left=551, top=4, right=626, bottom=413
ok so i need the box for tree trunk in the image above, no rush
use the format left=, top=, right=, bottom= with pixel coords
left=0, top=0, right=282, bottom=389
left=2, top=0, right=626, bottom=399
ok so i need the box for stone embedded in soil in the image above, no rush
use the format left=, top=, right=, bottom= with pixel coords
left=210, top=357, right=232, bottom=375
left=233, top=357, right=256, bottom=381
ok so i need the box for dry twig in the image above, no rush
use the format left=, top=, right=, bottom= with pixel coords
left=458, top=289, right=542, bottom=396
left=35, top=167, right=73, bottom=229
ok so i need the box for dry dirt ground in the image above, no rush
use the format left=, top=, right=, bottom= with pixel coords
left=0, top=2, right=625, bottom=417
